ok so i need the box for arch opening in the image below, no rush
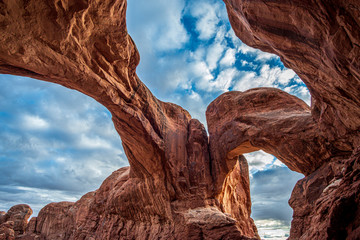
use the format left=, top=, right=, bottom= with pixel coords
left=245, top=151, right=302, bottom=240
left=0, top=74, right=128, bottom=216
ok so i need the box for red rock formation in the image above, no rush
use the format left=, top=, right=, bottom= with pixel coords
left=223, top=0, right=360, bottom=151
left=206, top=88, right=331, bottom=192
left=217, top=156, right=258, bottom=237
left=0, top=0, right=257, bottom=239
left=222, top=0, right=360, bottom=239
left=0, top=221, right=15, bottom=240
left=0, top=0, right=359, bottom=239
left=289, top=147, right=360, bottom=239
left=0, top=204, right=32, bottom=240
left=6, top=205, right=32, bottom=236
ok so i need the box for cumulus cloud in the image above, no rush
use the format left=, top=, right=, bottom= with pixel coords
left=220, top=48, right=236, bottom=67
left=194, top=65, right=238, bottom=93
left=206, top=41, right=225, bottom=71
left=232, top=65, right=286, bottom=91
left=127, top=0, right=188, bottom=51
left=190, top=1, right=221, bottom=40
left=245, top=150, right=276, bottom=173
left=232, top=64, right=310, bottom=106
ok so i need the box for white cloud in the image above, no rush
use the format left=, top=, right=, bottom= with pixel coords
left=233, top=65, right=298, bottom=92
left=245, top=150, right=275, bottom=172
left=237, top=43, right=258, bottom=54
left=206, top=41, right=225, bottom=71
left=277, top=69, right=296, bottom=85
left=194, top=65, right=238, bottom=93
left=226, top=28, right=242, bottom=46
left=192, top=61, right=215, bottom=84
left=255, top=51, right=277, bottom=62
left=255, top=219, right=290, bottom=240
left=22, top=115, right=49, bottom=130
left=190, top=1, right=221, bottom=40
left=213, top=68, right=239, bottom=91
left=220, top=48, right=236, bottom=67
left=127, top=0, right=188, bottom=51
left=78, top=134, right=112, bottom=149
left=237, top=42, right=277, bottom=62
left=294, top=86, right=311, bottom=105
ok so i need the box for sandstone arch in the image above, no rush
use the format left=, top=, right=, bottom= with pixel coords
left=222, top=0, right=360, bottom=238
left=206, top=88, right=331, bottom=193
left=0, top=0, right=257, bottom=239
left=0, top=0, right=359, bottom=239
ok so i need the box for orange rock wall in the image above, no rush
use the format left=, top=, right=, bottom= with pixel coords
left=0, top=0, right=258, bottom=239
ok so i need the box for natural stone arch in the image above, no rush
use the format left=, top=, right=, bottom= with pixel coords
left=221, top=1, right=360, bottom=239
left=0, top=0, right=359, bottom=239
left=206, top=88, right=332, bottom=194
left=0, top=0, right=258, bottom=239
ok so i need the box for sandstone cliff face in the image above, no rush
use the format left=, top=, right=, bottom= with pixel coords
left=223, top=0, right=360, bottom=152
left=289, top=147, right=360, bottom=239
left=0, top=0, right=258, bottom=239
left=223, top=0, right=360, bottom=239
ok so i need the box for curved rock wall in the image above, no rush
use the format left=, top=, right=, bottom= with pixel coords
left=0, top=0, right=258, bottom=239
left=206, top=88, right=332, bottom=193
left=223, top=0, right=360, bottom=151
left=222, top=0, right=360, bottom=239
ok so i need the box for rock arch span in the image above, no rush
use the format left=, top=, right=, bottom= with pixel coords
left=0, top=0, right=359, bottom=239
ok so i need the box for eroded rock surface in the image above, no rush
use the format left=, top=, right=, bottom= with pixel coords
left=206, top=88, right=332, bottom=192
left=0, top=0, right=257, bottom=239
left=0, top=204, right=32, bottom=240
left=289, top=147, right=360, bottom=239
left=222, top=0, right=360, bottom=239
left=223, top=0, right=360, bottom=151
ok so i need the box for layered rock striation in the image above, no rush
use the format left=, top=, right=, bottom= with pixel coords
left=0, top=0, right=359, bottom=239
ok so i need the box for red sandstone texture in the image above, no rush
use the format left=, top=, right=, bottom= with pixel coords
left=206, top=88, right=332, bottom=192
left=223, top=0, right=360, bottom=239
left=0, top=0, right=257, bottom=239
left=0, top=204, right=32, bottom=240
left=0, top=0, right=359, bottom=239
left=223, top=0, right=360, bottom=151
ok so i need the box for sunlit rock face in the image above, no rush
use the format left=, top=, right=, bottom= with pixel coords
left=223, top=0, right=360, bottom=239
left=0, top=0, right=258, bottom=239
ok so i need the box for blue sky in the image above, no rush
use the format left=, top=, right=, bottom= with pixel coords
left=0, top=0, right=306, bottom=239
